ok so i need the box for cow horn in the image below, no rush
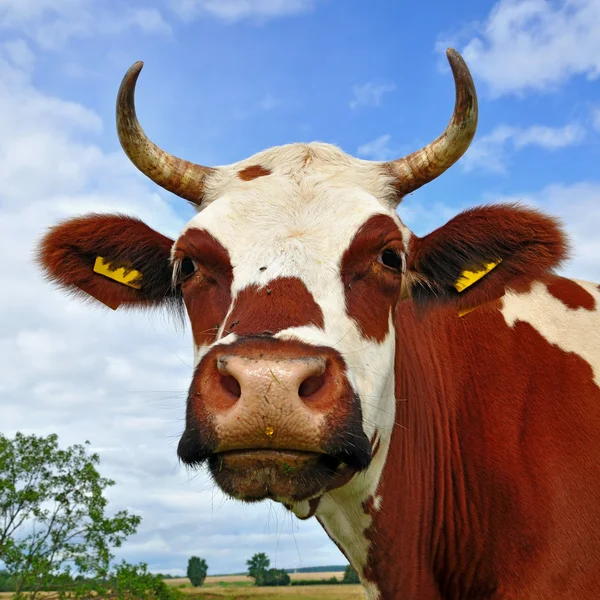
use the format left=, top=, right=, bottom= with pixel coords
left=116, top=62, right=214, bottom=205
left=385, top=49, right=478, bottom=200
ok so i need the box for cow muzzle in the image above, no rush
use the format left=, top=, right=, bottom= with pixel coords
left=178, top=338, right=371, bottom=502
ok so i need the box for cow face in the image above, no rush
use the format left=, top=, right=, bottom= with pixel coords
left=173, top=144, right=407, bottom=502
left=38, top=49, right=484, bottom=508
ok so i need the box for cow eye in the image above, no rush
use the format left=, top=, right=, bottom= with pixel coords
left=379, top=248, right=403, bottom=271
left=179, top=257, right=197, bottom=280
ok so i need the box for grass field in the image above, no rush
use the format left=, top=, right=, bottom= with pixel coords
left=165, top=572, right=365, bottom=599
left=0, top=572, right=366, bottom=599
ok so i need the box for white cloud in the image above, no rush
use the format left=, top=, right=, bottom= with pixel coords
left=0, top=42, right=343, bottom=574
left=448, top=0, right=600, bottom=96
left=349, top=82, right=395, bottom=110
left=0, top=0, right=171, bottom=49
left=171, top=0, right=317, bottom=22
left=356, top=133, right=398, bottom=161
left=462, top=122, right=585, bottom=172
left=511, top=123, right=586, bottom=148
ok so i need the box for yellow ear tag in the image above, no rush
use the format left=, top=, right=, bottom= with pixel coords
left=93, top=257, right=142, bottom=289
left=454, top=259, right=501, bottom=293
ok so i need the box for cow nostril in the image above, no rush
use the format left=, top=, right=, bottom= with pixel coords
left=220, top=374, right=241, bottom=399
left=299, top=373, right=326, bottom=399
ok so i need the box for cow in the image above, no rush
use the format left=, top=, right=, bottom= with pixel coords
left=37, top=49, right=600, bottom=599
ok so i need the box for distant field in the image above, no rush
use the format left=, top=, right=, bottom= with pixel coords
left=165, top=572, right=365, bottom=599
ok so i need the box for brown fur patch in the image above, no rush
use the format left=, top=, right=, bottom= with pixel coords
left=223, top=277, right=324, bottom=336
left=238, top=165, right=271, bottom=181
left=341, top=214, right=405, bottom=342
left=175, top=228, right=233, bottom=347
left=546, top=277, right=596, bottom=311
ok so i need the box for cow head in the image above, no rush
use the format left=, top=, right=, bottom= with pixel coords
left=37, top=50, right=567, bottom=510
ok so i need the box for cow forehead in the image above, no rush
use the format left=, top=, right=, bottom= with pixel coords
left=179, top=142, right=406, bottom=292
left=202, top=142, right=399, bottom=208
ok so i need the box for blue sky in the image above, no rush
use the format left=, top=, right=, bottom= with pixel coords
left=1, top=0, right=600, bottom=576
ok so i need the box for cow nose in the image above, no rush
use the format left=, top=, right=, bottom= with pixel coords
left=216, top=354, right=327, bottom=405
left=183, top=340, right=369, bottom=462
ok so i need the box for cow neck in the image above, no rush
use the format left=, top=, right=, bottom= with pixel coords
left=364, top=302, right=503, bottom=599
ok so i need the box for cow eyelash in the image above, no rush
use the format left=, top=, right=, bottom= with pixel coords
left=173, top=256, right=198, bottom=284
left=379, top=248, right=404, bottom=272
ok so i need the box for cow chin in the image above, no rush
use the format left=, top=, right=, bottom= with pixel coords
left=207, top=450, right=348, bottom=502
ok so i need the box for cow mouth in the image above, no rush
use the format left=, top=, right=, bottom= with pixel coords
left=207, top=449, right=350, bottom=502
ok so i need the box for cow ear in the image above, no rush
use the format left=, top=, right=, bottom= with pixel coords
left=38, top=214, right=179, bottom=311
left=402, top=204, right=569, bottom=313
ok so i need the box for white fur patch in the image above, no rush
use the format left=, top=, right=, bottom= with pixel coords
left=501, top=279, right=600, bottom=386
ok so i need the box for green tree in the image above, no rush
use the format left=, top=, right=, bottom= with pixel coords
left=186, top=556, right=208, bottom=587
left=0, top=432, right=140, bottom=598
left=342, top=564, right=360, bottom=584
left=246, top=552, right=270, bottom=584
left=260, top=568, right=290, bottom=586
